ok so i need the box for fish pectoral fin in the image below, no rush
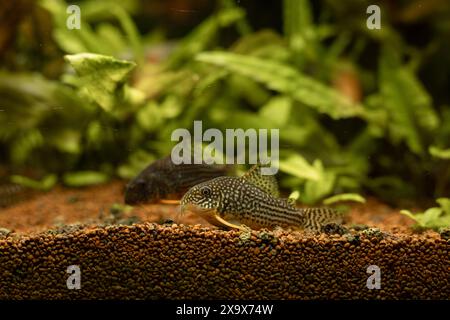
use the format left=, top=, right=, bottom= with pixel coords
left=213, top=214, right=249, bottom=232
left=159, top=199, right=181, bottom=205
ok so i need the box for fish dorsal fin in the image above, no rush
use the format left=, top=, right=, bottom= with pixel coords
left=240, top=164, right=280, bottom=197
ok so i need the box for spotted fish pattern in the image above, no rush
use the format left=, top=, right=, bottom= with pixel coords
left=180, top=166, right=341, bottom=232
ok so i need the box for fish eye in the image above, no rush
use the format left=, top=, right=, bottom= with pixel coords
left=201, top=187, right=212, bottom=197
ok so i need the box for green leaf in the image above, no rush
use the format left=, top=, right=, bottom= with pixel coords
left=47, top=129, right=81, bottom=154
left=63, top=171, right=109, bottom=187
left=10, top=129, right=44, bottom=164
left=232, top=30, right=285, bottom=56
left=53, top=29, right=89, bottom=53
left=11, top=174, right=57, bottom=191
left=283, top=0, right=318, bottom=63
left=167, top=7, right=245, bottom=66
left=278, top=155, right=321, bottom=181
left=259, top=96, right=292, bottom=126
left=421, top=208, right=443, bottom=226
left=196, top=52, right=365, bottom=119
left=160, top=95, right=184, bottom=119
left=400, top=210, right=418, bottom=222
left=136, top=101, right=163, bottom=131
left=96, top=23, right=129, bottom=55
left=109, top=4, right=143, bottom=64
left=436, top=198, right=450, bottom=215
left=429, top=146, right=450, bottom=159
left=41, top=0, right=142, bottom=61
left=323, top=193, right=366, bottom=205
left=400, top=197, right=450, bottom=230
left=65, top=53, right=136, bottom=111
left=302, top=160, right=336, bottom=204
left=378, top=46, right=439, bottom=154
left=288, top=190, right=301, bottom=202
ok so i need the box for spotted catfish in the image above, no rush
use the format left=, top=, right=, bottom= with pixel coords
left=180, top=164, right=342, bottom=232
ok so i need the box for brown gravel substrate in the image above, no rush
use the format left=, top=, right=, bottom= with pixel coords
left=0, top=182, right=449, bottom=299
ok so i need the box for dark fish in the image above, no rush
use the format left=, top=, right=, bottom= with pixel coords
left=124, top=155, right=232, bottom=205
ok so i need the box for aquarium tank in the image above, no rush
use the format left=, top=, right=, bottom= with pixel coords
left=0, top=0, right=449, bottom=308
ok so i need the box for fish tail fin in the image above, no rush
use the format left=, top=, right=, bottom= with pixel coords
left=300, top=207, right=343, bottom=232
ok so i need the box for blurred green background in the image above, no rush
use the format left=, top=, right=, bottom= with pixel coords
left=0, top=0, right=449, bottom=212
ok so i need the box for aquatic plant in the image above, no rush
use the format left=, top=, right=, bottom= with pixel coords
left=401, top=198, right=450, bottom=230
left=0, top=0, right=449, bottom=207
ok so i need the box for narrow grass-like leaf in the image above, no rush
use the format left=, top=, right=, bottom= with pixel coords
left=63, top=171, right=109, bottom=187
left=323, top=193, right=366, bottom=205
left=429, top=146, right=450, bottom=159
left=11, top=174, right=57, bottom=191
left=196, top=52, right=365, bottom=119
left=378, top=46, right=438, bottom=154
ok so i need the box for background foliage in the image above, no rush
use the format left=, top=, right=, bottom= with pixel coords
left=0, top=0, right=449, bottom=213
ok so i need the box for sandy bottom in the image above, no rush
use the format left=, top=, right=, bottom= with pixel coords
left=0, top=181, right=417, bottom=236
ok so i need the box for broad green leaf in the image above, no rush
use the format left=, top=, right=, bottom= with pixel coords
left=10, top=129, right=44, bottom=164
left=123, top=86, right=146, bottom=106
left=65, top=53, right=136, bottom=111
left=136, top=101, right=163, bottom=131
left=288, top=190, right=300, bottom=202
left=302, top=160, right=336, bottom=204
left=400, top=210, right=418, bottom=222
left=11, top=174, right=57, bottom=191
left=429, top=146, right=450, bottom=159
left=278, top=155, right=321, bottom=181
left=196, top=52, right=365, bottom=119
left=259, top=96, right=292, bottom=126
left=47, top=129, right=81, bottom=154
left=86, top=121, right=102, bottom=147
left=160, top=95, right=184, bottom=119
left=63, top=171, right=109, bottom=187
left=421, top=208, right=443, bottom=226
left=436, top=198, right=450, bottom=215
left=400, top=198, right=450, bottom=230
left=323, top=193, right=366, bottom=205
